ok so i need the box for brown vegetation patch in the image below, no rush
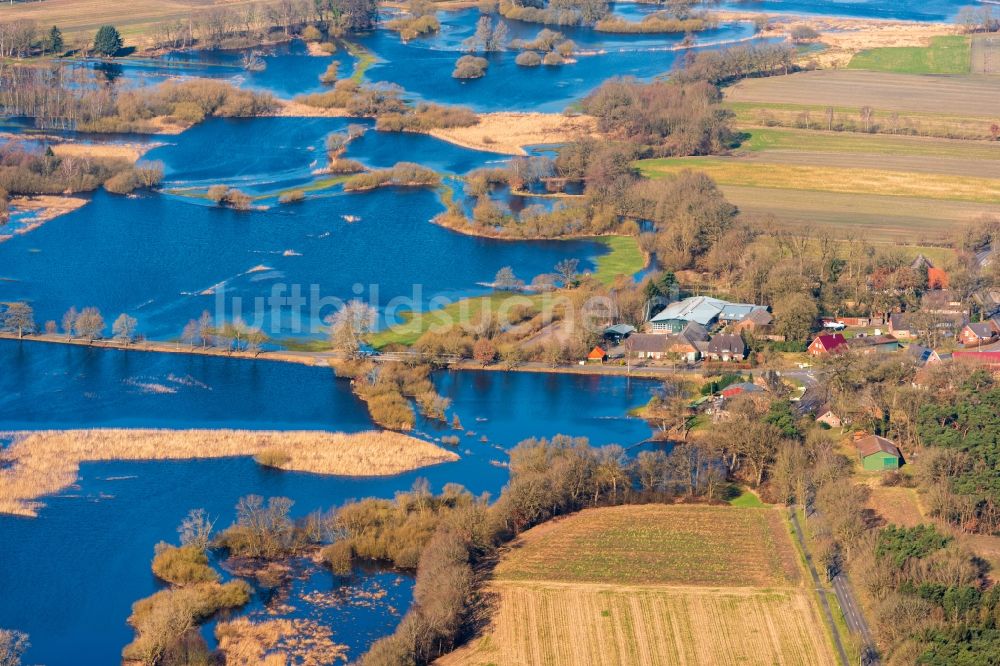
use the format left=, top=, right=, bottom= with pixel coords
left=215, top=617, right=348, bottom=665
left=428, top=112, right=598, bottom=156
left=0, top=195, right=89, bottom=241
left=438, top=581, right=836, bottom=666
left=0, top=429, right=458, bottom=517
left=274, top=100, right=352, bottom=118
left=49, top=142, right=158, bottom=162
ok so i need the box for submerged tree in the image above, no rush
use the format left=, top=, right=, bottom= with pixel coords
left=0, top=302, right=35, bottom=339
left=112, top=313, right=138, bottom=346
left=327, top=300, right=378, bottom=358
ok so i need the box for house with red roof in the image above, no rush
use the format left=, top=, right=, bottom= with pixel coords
left=587, top=346, right=608, bottom=363
left=808, top=333, right=848, bottom=357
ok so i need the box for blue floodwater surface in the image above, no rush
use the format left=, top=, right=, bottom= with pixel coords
left=0, top=2, right=963, bottom=662
left=0, top=340, right=656, bottom=665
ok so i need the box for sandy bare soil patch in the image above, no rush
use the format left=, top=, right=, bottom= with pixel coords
left=0, top=429, right=458, bottom=517
left=429, top=112, right=598, bottom=156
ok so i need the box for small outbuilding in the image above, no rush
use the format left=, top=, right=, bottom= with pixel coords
left=587, top=346, right=608, bottom=363
left=855, top=435, right=902, bottom=471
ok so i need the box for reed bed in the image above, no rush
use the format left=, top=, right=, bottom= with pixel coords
left=0, top=429, right=459, bottom=518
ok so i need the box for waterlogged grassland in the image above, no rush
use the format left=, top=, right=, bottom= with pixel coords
left=369, top=235, right=643, bottom=349
left=848, top=35, right=971, bottom=74
left=639, top=157, right=1000, bottom=204
left=440, top=505, right=836, bottom=666
left=495, top=504, right=801, bottom=587
left=593, top=235, right=645, bottom=285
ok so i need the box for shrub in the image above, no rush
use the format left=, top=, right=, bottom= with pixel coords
left=278, top=190, right=305, bottom=204
left=151, top=544, right=219, bottom=586
left=319, top=61, right=339, bottom=85
left=321, top=540, right=354, bottom=575
left=515, top=50, right=542, bottom=66
left=542, top=51, right=565, bottom=66
left=452, top=55, right=488, bottom=79
left=123, top=581, right=251, bottom=664
left=301, top=25, right=323, bottom=42
left=343, top=162, right=440, bottom=191
left=206, top=184, right=229, bottom=203
left=103, top=169, right=139, bottom=194
left=254, top=448, right=291, bottom=468
left=790, top=24, right=820, bottom=42
left=327, top=158, right=366, bottom=174
left=317, top=41, right=337, bottom=54
left=225, top=189, right=253, bottom=211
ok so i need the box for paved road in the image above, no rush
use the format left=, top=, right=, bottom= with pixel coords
left=804, top=507, right=881, bottom=666
left=788, top=509, right=851, bottom=666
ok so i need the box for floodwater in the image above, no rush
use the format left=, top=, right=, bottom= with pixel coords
left=0, top=340, right=657, bottom=665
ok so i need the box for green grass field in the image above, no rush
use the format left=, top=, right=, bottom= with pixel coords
left=592, top=235, right=645, bottom=285
left=496, top=504, right=800, bottom=587
left=848, top=35, right=971, bottom=74
left=740, top=127, right=1000, bottom=162
left=369, top=235, right=642, bottom=348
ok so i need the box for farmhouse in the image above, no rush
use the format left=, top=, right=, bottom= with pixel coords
left=705, top=334, right=747, bottom=362
left=855, top=434, right=902, bottom=471
left=958, top=319, right=1000, bottom=347
left=649, top=296, right=765, bottom=333
left=808, top=333, right=847, bottom=356
left=921, top=290, right=964, bottom=315
left=732, top=308, right=776, bottom=338
left=628, top=334, right=666, bottom=360
left=846, top=335, right=900, bottom=355
left=906, top=344, right=942, bottom=367
left=816, top=408, right=843, bottom=429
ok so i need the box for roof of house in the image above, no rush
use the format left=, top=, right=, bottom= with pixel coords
left=846, top=335, right=899, bottom=349
left=743, top=308, right=774, bottom=326
left=721, top=382, right=762, bottom=396
left=906, top=344, right=936, bottom=365
left=965, top=321, right=999, bottom=339
left=922, top=290, right=963, bottom=311
left=811, top=333, right=847, bottom=351
left=604, top=324, right=636, bottom=337
left=889, top=313, right=912, bottom=330
left=718, top=304, right=768, bottom=322
left=977, top=244, right=994, bottom=268
left=588, top=346, right=607, bottom=359
left=856, top=435, right=900, bottom=459
left=707, top=334, right=747, bottom=355
left=628, top=334, right=666, bottom=353
left=650, top=296, right=729, bottom=326
left=680, top=321, right=710, bottom=342
left=911, top=254, right=934, bottom=270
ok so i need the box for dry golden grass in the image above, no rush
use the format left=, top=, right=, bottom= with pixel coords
left=216, top=617, right=347, bottom=666
left=1, top=0, right=277, bottom=45
left=0, top=429, right=458, bottom=517
left=0, top=196, right=89, bottom=242
left=273, top=100, right=351, bottom=119
left=428, top=112, right=598, bottom=156
left=439, top=505, right=834, bottom=666
left=438, top=581, right=836, bottom=666
left=49, top=142, right=157, bottom=162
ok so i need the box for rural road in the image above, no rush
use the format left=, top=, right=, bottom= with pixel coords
left=802, top=507, right=881, bottom=666
left=788, top=509, right=851, bottom=666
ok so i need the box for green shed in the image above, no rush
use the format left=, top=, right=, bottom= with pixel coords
left=856, top=435, right=901, bottom=471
